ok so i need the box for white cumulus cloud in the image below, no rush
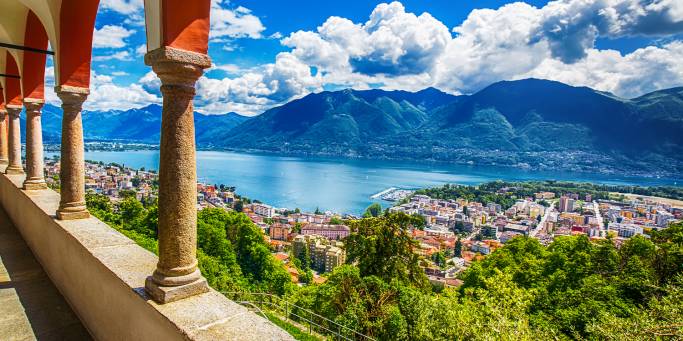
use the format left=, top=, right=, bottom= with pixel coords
left=99, top=0, right=143, bottom=15
left=44, top=67, right=160, bottom=111
left=92, top=25, right=135, bottom=49
left=93, top=50, right=133, bottom=61
left=210, top=0, right=266, bottom=41
left=195, top=52, right=322, bottom=115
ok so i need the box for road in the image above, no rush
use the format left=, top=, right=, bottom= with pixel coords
left=593, top=200, right=605, bottom=229
left=530, top=201, right=554, bottom=238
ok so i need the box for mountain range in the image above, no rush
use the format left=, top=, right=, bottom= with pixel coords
left=34, top=78, right=683, bottom=175
left=29, top=103, right=249, bottom=144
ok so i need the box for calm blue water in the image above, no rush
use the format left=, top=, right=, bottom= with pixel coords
left=48, top=150, right=681, bottom=215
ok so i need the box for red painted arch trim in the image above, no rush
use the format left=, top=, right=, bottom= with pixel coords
left=4, top=52, right=22, bottom=106
left=57, top=0, right=100, bottom=88
left=22, top=10, right=49, bottom=100
left=161, top=0, right=210, bottom=54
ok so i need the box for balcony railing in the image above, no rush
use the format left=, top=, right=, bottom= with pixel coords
left=223, top=292, right=376, bottom=341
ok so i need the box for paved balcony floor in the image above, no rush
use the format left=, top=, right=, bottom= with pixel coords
left=0, top=206, right=92, bottom=340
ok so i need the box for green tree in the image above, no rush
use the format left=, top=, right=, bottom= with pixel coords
left=118, top=196, right=146, bottom=230
left=346, top=212, right=428, bottom=289
left=454, top=239, right=463, bottom=257
left=363, top=202, right=383, bottom=218
left=119, top=189, right=136, bottom=199
left=431, top=252, right=446, bottom=267
left=222, top=210, right=293, bottom=295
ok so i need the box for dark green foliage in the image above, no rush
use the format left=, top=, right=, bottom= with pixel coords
left=86, top=195, right=292, bottom=295
left=293, top=216, right=683, bottom=340
left=416, top=180, right=683, bottom=207
left=345, top=213, right=428, bottom=289
left=217, top=210, right=293, bottom=295
left=86, top=191, right=683, bottom=340
left=362, top=202, right=383, bottom=218
left=460, top=225, right=683, bottom=338
left=431, top=252, right=446, bottom=267
left=454, top=239, right=463, bottom=257
left=415, top=183, right=518, bottom=209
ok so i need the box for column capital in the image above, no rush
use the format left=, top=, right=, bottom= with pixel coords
left=56, top=86, right=89, bottom=114
left=24, top=99, right=45, bottom=114
left=145, top=47, right=211, bottom=93
left=5, top=105, right=22, bottom=118
left=23, top=97, right=46, bottom=104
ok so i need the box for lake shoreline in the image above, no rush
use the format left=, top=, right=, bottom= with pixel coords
left=46, top=149, right=682, bottom=215
left=46, top=142, right=682, bottom=180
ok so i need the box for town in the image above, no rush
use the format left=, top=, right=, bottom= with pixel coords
left=44, top=158, right=683, bottom=289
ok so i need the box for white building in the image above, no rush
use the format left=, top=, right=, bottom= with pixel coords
left=252, top=203, right=275, bottom=218
left=608, top=223, right=644, bottom=238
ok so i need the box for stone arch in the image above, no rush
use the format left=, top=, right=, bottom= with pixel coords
left=13, top=0, right=99, bottom=89
left=21, top=10, right=49, bottom=100
left=144, top=0, right=211, bottom=54
left=3, top=51, right=23, bottom=106
left=0, top=0, right=29, bottom=93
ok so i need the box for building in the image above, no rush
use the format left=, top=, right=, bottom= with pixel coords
left=269, top=223, right=292, bottom=241
left=301, top=224, right=350, bottom=240
left=559, top=196, right=575, bottom=213
left=535, top=192, right=556, bottom=199
left=503, top=223, right=530, bottom=235
left=252, top=203, right=276, bottom=218
left=608, top=223, right=644, bottom=238
left=293, top=235, right=346, bottom=273
left=656, top=211, right=675, bottom=227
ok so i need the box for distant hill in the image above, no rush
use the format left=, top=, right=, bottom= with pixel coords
left=33, top=104, right=249, bottom=144
left=212, top=88, right=458, bottom=154
left=215, top=79, right=683, bottom=175
left=424, top=79, right=682, bottom=154
left=31, top=79, right=683, bottom=175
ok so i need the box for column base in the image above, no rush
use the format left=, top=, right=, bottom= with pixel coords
left=56, top=209, right=90, bottom=220
left=5, top=166, right=25, bottom=175
left=23, top=181, right=48, bottom=190
left=0, top=159, right=8, bottom=165
left=145, top=276, right=209, bottom=304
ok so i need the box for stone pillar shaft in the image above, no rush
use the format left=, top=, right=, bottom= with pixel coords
left=0, top=110, right=7, bottom=165
left=56, top=87, right=90, bottom=220
left=23, top=100, right=47, bottom=190
left=5, top=106, right=24, bottom=175
left=144, top=47, right=211, bottom=304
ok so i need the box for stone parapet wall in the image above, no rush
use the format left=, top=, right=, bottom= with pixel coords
left=0, top=168, right=293, bottom=341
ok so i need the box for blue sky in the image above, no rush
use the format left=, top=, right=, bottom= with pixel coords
left=47, top=0, right=683, bottom=115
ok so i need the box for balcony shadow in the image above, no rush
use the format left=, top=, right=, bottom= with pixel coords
left=0, top=207, right=93, bottom=340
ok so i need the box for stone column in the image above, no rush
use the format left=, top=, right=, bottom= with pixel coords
left=0, top=109, right=8, bottom=165
left=144, top=47, right=211, bottom=304
left=56, top=86, right=89, bottom=220
left=23, top=99, right=47, bottom=190
left=5, top=106, right=24, bottom=175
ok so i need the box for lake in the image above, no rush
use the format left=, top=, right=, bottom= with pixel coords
left=51, top=150, right=682, bottom=215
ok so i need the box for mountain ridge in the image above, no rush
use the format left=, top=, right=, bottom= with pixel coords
left=34, top=78, right=683, bottom=175
left=30, top=103, right=249, bottom=144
